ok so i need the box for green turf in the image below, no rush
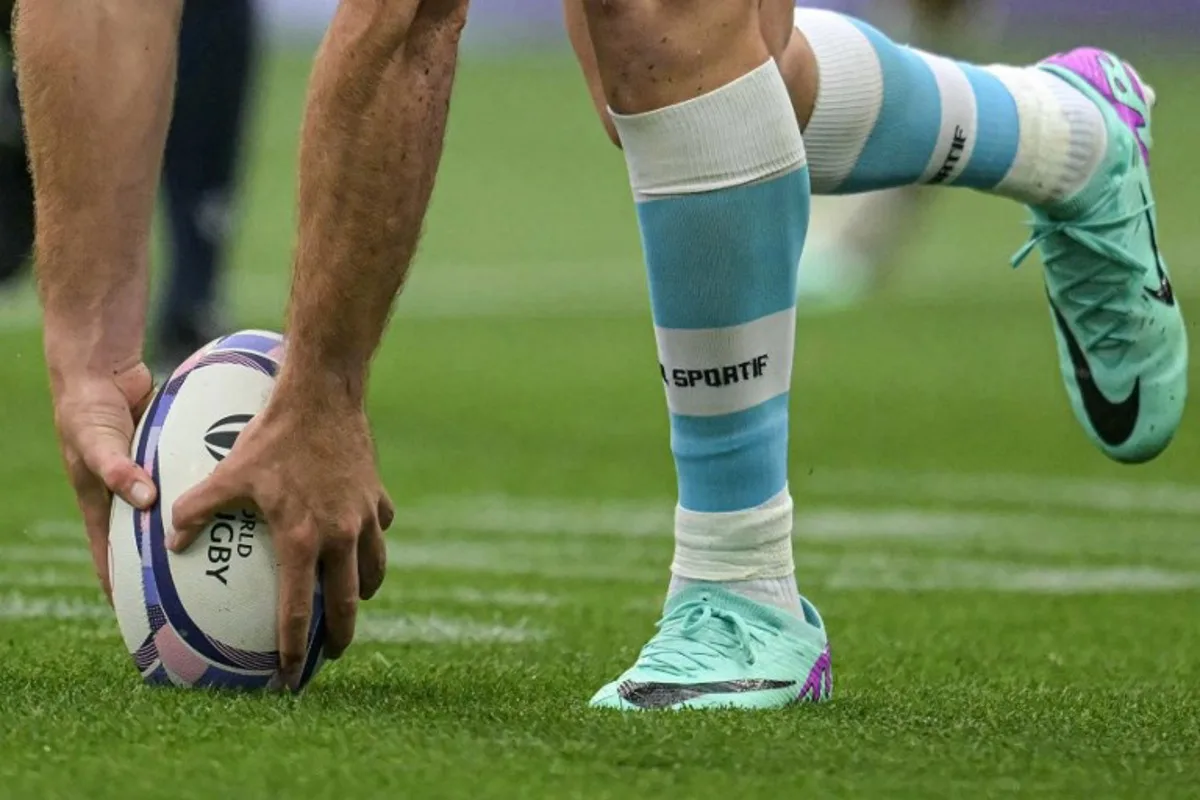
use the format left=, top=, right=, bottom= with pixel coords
left=1, top=48, right=1199, bottom=799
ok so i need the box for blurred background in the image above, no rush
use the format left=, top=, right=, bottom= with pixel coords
left=0, top=10, right=1196, bottom=789
left=0, top=1, right=1196, bottom=494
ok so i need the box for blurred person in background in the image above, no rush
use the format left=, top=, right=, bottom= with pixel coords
left=797, top=0, right=1002, bottom=308
left=0, top=0, right=258, bottom=374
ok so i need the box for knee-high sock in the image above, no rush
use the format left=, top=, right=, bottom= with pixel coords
left=795, top=9, right=1106, bottom=212
left=611, top=62, right=806, bottom=612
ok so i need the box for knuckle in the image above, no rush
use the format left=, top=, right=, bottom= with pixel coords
left=98, top=460, right=134, bottom=492
left=254, top=490, right=288, bottom=525
left=330, top=595, right=359, bottom=624
left=283, top=607, right=312, bottom=637
left=329, top=515, right=361, bottom=547
left=285, top=524, right=321, bottom=558
left=209, top=464, right=246, bottom=499
left=169, top=498, right=196, bottom=529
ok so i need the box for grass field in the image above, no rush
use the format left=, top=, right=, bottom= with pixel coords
left=1, top=46, right=1199, bottom=798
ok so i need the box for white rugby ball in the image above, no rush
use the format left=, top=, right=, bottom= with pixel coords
left=109, top=330, right=325, bottom=690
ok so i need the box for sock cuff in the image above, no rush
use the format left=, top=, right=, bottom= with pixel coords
left=792, top=9, right=885, bottom=192
left=609, top=60, right=805, bottom=198
left=985, top=65, right=1106, bottom=207
left=1040, top=72, right=1109, bottom=214
left=671, top=488, right=795, bottom=581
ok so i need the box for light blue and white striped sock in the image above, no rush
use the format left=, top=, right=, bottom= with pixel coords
left=610, top=61, right=805, bottom=615
left=794, top=9, right=1107, bottom=209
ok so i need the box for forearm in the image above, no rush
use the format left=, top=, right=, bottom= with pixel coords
left=279, top=0, right=467, bottom=406
left=15, top=0, right=182, bottom=383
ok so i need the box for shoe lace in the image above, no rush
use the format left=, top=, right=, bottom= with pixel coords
left=1011, top=200, right=1152, bottom=359
left=635, top=597, right=766, bottom=678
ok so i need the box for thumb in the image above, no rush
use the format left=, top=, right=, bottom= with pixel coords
left=170, top=469, right=241, bottom=553
left=78, top=429, right=156, bottom=510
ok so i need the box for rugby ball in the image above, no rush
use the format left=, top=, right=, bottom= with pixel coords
left=108, top=330, right=325, bottom=690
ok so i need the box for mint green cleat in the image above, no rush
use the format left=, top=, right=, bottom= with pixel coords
left=1013, top=48, right=1187, bottom=463
left=589, top=585, right=832, bottom=711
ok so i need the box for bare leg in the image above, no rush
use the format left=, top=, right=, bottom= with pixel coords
left=564, top=0, right=807, bottom=146
left=17, top=0, right=182, bottom=597
left=169, top=0, right=471, bottom=685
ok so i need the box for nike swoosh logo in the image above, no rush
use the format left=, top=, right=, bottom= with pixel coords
left=617, top=678, right=795, bottom=709
left=1139, top=186, right=1175, bottom=306
left=1050, top=298, right=1140, bottom=447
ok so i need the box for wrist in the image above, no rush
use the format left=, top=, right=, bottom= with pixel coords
left=273, top=354, right=369, bottom=412
left=44, top=322, right=144, bottom=391
left=40, top=261, right=148, bottom=383
left=275, top=303, right=373, bottom=410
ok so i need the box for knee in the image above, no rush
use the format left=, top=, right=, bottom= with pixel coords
left=579, top=0, right=700, bottom=42
left=579, top=0, right=695, bottom=21
left=581, top=0, right=753, bottom=38
left=579, top=0, right=758, bottom=91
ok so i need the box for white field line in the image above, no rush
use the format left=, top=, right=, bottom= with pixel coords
left=0, top=569, right=94, bottom=589
left=805, top=468, right=1200, bottom=518
left=384, top=540, right=664, bottom=583
left=822, top=558, right=1200, bottom=594
left=10, top=483, right=1200, bottom=600
left=0, top=589, right=542, bottom=645
left=392, top=498, right=670, bottom=538
left=356, top=614, right=544, bottom=645
left=24, top=520, right=85, bottom=541
left=387, top=498, right=1200, bottom=561
left=0, top=592, right=110, bottom=620
left=392, top=587, right=561, bottom=608
left=11, top=491, right=1200, bottom=577
left=16, top=498, right=1194, bottom=558
left=0, top=546, right=92, bottom=564
left=387, top=499, right=1106, bottom=539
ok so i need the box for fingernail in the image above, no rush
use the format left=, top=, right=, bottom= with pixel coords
left=131, top=482, right=154, bottom=508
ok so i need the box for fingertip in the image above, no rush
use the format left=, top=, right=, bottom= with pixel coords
left=269, top=669, right=303, bottom=694
left=280, top=660, right=304, bottom=691
left=169, top=478, right=227, bottom=551
left=378, top=496, right=395, bottom=532
left=167, top=502, right=202, bottom=553
left=166, top=521, right=199, bottom=554
left=130, top=481, right=155, bottom=509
